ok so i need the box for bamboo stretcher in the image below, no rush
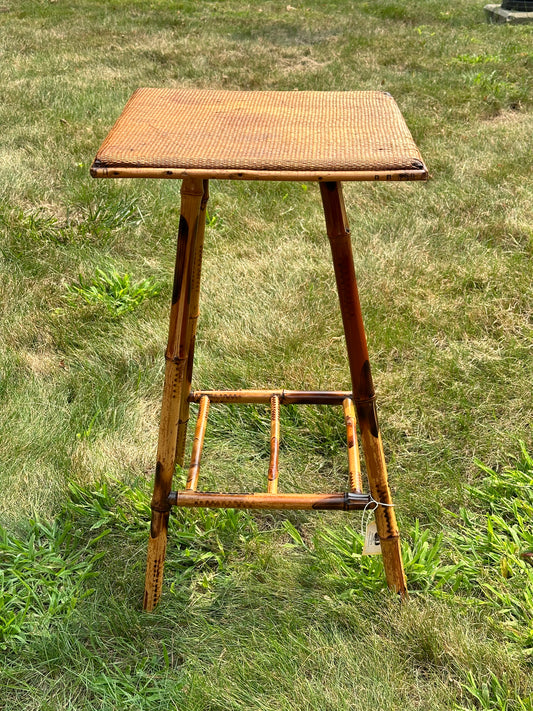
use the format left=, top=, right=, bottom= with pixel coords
left=90, top=89, right=427, bottom=610
left=169, top=391, right=370, bottom=512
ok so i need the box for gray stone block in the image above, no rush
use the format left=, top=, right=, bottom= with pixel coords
left=484, top=3, right=533, bottom=22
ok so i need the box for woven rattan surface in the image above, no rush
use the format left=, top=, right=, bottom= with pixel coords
left=91, top=89, right=427, bottom=181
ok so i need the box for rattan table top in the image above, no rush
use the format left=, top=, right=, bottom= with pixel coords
left=91, top=89, right=427, bottom=182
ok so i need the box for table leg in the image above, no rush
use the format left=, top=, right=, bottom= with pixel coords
left=144, top=177, right=205, bottom=611
left=320, top=181, right=407, bottom=597
left=175, top=180, right=209, bottom=466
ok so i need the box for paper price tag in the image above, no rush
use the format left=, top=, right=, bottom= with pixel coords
left=362, top=521, right=382, bottom=556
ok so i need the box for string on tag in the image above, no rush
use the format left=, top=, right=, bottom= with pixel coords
left=361, top=495, right=395, bottom=539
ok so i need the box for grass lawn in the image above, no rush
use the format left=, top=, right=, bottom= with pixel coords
left=1, top=0, right=532, bottom=708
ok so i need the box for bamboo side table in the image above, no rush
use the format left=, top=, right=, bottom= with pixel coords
left=91, top=89, right=427, bottom=610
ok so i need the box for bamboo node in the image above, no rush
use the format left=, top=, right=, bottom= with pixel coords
left=150, top=502, right=172, bottom=513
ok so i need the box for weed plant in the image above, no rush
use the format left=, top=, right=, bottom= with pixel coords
left=0, top=0, right=532, bottom=708
left=67, top=268, right=161, bottom=315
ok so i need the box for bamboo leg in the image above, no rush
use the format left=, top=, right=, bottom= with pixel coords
left=176, top=180, right=209, bottom=466
left=320, top=181, right=407, bottom=597
left=267, top=395, right=280, bottom=493
left=144, top=177, right=205, bottom=611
